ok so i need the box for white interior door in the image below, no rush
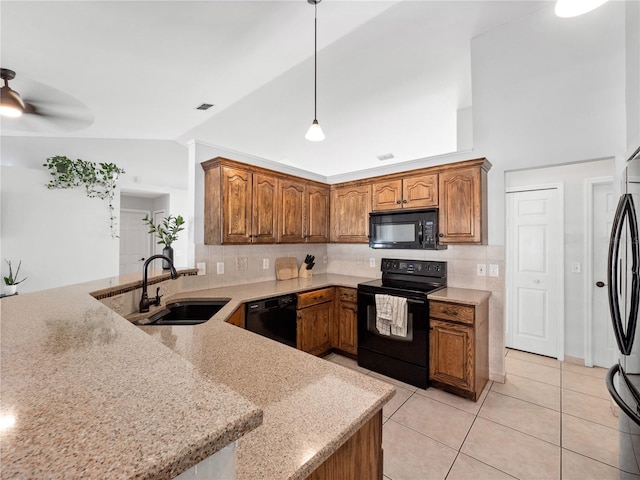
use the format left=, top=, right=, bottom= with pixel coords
left=506, top=188, right=562, bottom=358
left=119, top=209, right=151, bottom=275
left=152, top=210, right=166, bottom=256
left=592, top=182, right=617, bottom=367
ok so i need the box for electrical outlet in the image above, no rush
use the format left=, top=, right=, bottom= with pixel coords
left=216, top=262, right=224, bottom=275
left=489, top=264, right=499, bottom=277
left=196, top=262, right=206, bottom=275
left=477, top=263, right=486, bottom=276
left=323, top=255, right=328, bottom=264
left=236, top=257, right=248, bottom=271
left=369, top=258, right=376, bottom=267
left=263, top=258, right=269, bottom=270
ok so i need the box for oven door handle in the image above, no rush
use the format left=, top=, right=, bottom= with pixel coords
left=358, top=290, right=425, bottom=304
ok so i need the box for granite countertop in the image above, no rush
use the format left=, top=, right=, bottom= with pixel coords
left=0, top=273, right=395, bottom=479
left=137, top=274, right=396, bottom=480
left=428, top=286, right=492, bottom=305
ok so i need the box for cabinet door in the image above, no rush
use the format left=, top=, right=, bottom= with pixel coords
left=279, top=179, right=307, bottom=243
left=337, top=301, right=358, bottom=355
left=372, top=180, right=402, bottom=211
left=307, top=185, right=330, bottom=243
left=221, top=166, right=252, bottom=244
left=403, top=174, right=438, bottom=209
left=226, top=305, right=245, bottom=328
left=429, top=319, right=474, bottom=392
left=438, top=167, right=482, bottom=243
left=331, top=184, right=372, bottom=243
left=252, top=173, right=278, bottom=244
left=297, top=302, right=333, bottom=356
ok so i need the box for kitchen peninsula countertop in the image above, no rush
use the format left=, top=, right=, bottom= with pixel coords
left=0, top=273, right=395, bottom=479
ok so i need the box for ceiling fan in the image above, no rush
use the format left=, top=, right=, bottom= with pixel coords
left=0, top=67, right=94, bottom=132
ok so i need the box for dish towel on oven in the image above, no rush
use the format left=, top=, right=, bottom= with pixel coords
left=375, top=294, right=408, bottom=337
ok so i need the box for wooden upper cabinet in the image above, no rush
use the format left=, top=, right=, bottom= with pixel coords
left=279, top=179, right=307, bottom=243
left=252, top=173, right=278, bottom=244
left=438, top=164, right=488, bottom=244
left=403, top=174, right=438, bottom=209
left=202, top=157, right=330, bottom=245
left=372, top=180, right=402, bottom=211
left=372, top=174, right=438, bottom=211
left=331, top=184, right=372, bottom=243
left=221, top=166, right=253, bottom=244
left=307, top=185, right=330, bottom=243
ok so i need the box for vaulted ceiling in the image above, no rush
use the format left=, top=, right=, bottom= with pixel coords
left=1, top=1, right=550, bottom=176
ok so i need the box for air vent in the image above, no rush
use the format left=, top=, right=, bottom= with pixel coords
left=377, top=153, right=395, bottom=161
left=195, top=103, right=214, bottom=111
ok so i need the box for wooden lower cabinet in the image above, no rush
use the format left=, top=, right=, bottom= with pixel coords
left=334, top=287, right=358, bottom=356
left=225, top=305, right=245, bottom=328
left=306, top=410, right=383, bottom=480
left=429, top=299, right=488, bottom=401
left=297, top=288, right=334, bottom=356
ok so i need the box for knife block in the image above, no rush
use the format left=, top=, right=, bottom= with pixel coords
left=299, top=263, right=313, bottom=278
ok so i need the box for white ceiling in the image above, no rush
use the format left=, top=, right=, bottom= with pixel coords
left=1, top=0, right=550, bottom=177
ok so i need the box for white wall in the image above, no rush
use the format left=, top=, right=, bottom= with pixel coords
left=506, top=158, right=614, bottom=360
left=471, top=1, right=627, bottom=244
left=0, top=166, right=119, bottom=293
left=0, top=136, right=190, bottom=289
left=626, top=1, right=640, bottom=156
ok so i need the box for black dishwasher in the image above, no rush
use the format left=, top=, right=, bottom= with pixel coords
left=245, top=294, right=298, bottom=348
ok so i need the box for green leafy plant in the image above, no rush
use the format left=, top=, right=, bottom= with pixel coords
left=142, top=214, right=185, bottom=247
left=4, top=260, right=27, bottom=286
left=43, top=156, right=125, bottom=238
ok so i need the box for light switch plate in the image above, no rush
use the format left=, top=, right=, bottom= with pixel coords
left=217, top=262, right=224, bottom=275
left=197, top=262, right=206, bottom=275
left=263, top=258, right=269, bottom=270
left=571, top=262, right=581, bottom=273
left=477, top=264, right=486, bottom=276
left=489, top=264, right=499, bottom=277
left=369, top=258, right=376, bottom=267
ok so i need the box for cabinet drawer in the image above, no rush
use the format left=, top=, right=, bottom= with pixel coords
left=430, top=301, right=475, bottom=325
left=298, top=287, right=335, bottom=309
left=337, top=287, right=357, bottom=303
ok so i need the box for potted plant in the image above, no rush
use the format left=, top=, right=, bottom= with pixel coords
left=3, top=259, right=27, bottom=295
left=142, top=214, right=185, bottom=269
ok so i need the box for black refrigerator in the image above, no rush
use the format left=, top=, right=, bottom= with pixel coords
left=605, top=146, right=640, bottom=473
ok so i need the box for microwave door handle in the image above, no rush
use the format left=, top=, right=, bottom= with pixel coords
left=418, top=221, right=424, bottom=246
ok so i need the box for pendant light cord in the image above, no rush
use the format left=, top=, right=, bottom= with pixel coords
left=313, top=2, right=318, bottom=121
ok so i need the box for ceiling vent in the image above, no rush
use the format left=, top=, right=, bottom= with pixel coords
left=377, top=153, right=395, bottom=161
left=195, top=103, right=214, bottom=111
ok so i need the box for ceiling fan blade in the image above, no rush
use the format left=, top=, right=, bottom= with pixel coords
left=1, top=75, right=94, bottom=133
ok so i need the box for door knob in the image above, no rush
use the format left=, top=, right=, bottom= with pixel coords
left=596, top=281, right=606, bottom=288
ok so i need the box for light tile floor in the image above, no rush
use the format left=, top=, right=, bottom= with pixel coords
left=324, top=349, right=640, bottom=480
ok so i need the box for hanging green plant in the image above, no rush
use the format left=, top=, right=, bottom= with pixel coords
left=43, top=155, right=125, bottom=238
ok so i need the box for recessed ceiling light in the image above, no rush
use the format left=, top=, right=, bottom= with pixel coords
left=195, top=103, right=214, bottom=111
left=377, top=153, right=395, bottom=161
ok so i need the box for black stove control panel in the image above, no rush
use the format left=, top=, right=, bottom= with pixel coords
left=381, top=258, right=447, bottom=277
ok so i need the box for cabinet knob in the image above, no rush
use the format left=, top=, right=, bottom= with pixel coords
left=438, top=233, right=444, bottom=238
left=396, top=200, right=402, bottom=204
left=402, top=199, right=408, bottom=204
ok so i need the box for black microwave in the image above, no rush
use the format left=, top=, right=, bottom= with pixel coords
left=369, top=209, right=446, bottom=250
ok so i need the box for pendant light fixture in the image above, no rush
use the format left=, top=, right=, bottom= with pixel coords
left=305, top=0, right=325, bottom=142
left=0, top=69, right=25, bottom=118
left=555, top=0, right=609, bottom=17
